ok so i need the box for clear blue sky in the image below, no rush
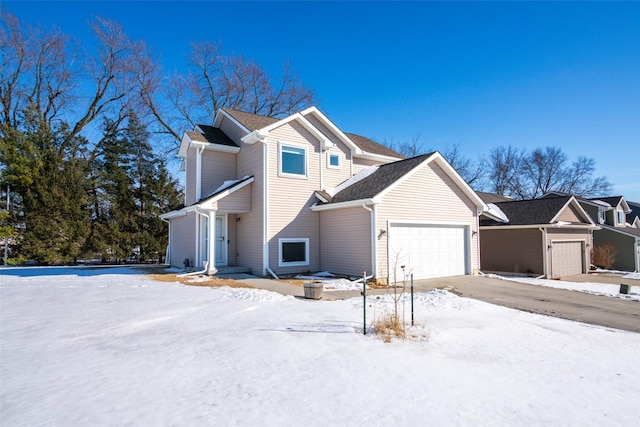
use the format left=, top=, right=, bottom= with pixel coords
left=4, top=1, right=640, bottom=200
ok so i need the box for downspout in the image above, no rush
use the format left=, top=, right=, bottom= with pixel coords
left=161, top=217, right=171, bottom=265
left=361, top=202, right=377, bottom=280
left=539, top=227, right=548, bottom=278
left=262, top=140, right=269, bottom=277
left=195, top=146, right=205, bottom=201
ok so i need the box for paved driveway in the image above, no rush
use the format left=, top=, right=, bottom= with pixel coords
left=409, top=275, right=640, bottom=333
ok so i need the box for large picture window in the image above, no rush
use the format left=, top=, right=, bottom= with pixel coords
left=279, top=238, right=309, bottom=267
left=280, top=143, right=307, bottom=177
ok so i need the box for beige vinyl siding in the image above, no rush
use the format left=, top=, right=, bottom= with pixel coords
left=594, top=228, right=636, bottom=271
left=555, top=204, right=585, bottom=223
left=546, top=229, right=591, bottom=278
left=201, top=151, right=237, bottom=198
left=319, top=206, right=372, bottom=276
left=218, top=115, right=249, bottom=145
left=214, top=185, right=252, bottom=213
left=480, top=228, right=544, bottom=275
left=169, top=212, right=197, bottom=269
left=227, top=214, right=237, bottom=266
left=235, top=141, right=264, bottom=275
left=376, top=161, right=479, bottom=281
left=353, top=156, right=387, bottom=174
left=185, top=148, right=197, bottom=206
left=266, top=122, right=321, bottom=274
left=302, top=115, right=354, bottom=188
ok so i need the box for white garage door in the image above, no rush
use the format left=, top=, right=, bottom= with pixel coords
left=388, top=224, right=467, bottom=282
left=551, top=241, right=584, bottom=278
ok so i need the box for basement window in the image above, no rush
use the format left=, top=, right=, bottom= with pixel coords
left=279, top=238, right=309, bottom=267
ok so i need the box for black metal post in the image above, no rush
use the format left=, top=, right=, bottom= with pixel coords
left=363, top=271, right=367, bottom=335
left=411, top=273, right=414, bottom=326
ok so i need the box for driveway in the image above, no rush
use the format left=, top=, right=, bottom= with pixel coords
left=409, top=275, right=640, bottom=333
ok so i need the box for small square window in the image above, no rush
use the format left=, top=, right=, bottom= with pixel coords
left=280, top=144, right=307, bottom=177
left=328, top=153, right=340, bottom=169
left=279, top=238, right=309, bottom=267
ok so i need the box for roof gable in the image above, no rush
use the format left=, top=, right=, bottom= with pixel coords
left=481, top=196, right=594, bottom=226
left=322, top=152, right=486, bottom=210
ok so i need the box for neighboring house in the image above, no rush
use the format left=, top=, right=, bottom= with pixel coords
left=576, top=196, right=640, bottom=272
left=479, top=195, right=598, bottom=278
left=627, top=201, right=640, bottom=228
left=161, top=106, right=486, bottom=283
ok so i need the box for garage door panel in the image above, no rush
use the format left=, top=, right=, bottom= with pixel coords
left=551, top=241, right=584, bottom=278
left=389, top=224, right=467, bottom=281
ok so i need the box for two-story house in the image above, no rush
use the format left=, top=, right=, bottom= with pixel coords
left=161, top=107, right=486, bottom=283
left=578, top=196, right=640, bottom=272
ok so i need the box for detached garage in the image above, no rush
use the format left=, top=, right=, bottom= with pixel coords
left=479, top=195, right=597, bottom=279
left=313, top=152, right=486, bottom=283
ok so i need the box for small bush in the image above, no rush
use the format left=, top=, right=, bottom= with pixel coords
left=592, top=242, right=617, bottom=269
left=374, top=313, right=405, bottom=343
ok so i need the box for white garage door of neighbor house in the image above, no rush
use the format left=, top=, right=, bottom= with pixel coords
left=551, top=241, right=584, bottom=278
left=388, top=224, right=467, bottom=282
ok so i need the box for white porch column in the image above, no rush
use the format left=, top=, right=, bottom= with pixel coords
left=206, top=210, right=217, bottom=275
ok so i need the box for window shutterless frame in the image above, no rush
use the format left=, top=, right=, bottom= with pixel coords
left=279, top=142, right=307, bottom=178
left=278, top=238, right=309, bottom=267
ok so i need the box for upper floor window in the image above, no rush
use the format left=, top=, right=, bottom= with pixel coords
left=597, top=210, right=605, bottom=224
left=279, top=143, right=307, bottom=178
left=617, top=210, right=625, bottom=224
left=328, top=152, right=340, bottom=169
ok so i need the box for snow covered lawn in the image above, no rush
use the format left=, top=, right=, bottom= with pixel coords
left=1, top=267, right=639, bottom=426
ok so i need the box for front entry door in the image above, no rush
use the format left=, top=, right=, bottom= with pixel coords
left=215, top=215, right=226, bottom=266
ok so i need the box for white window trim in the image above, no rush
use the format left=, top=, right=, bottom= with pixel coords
left=278, top=141, right=308, bottom=179
left=278, top=238, right=310, bottom=267
left=597, top=210, right=605, bottom=224
left=617, top=210, right=625, bottom=224
left=327, top=152, right=341, bottom=169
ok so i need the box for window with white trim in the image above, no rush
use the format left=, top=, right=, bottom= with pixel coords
left=328, top=152, right=340, bottom=169
left=597, top=210, right=605, bottom=224
left=279, top=143, right=307, bottom=177
left=279, top=238, right=309, bottom=267
left=617, top=210, right=625, bottom=224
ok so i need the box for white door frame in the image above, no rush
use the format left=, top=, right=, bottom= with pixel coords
left=215, top=213, right=228, bottom=266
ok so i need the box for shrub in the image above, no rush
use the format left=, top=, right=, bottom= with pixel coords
left=592, top=242, right=617, bottom=269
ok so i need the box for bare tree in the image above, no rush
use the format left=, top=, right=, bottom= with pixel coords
left=139, top=41, right=316, bottom=146
left=441, top=144, right=486, bottom=188
left=485, top=145, right=611, bottom=199
left=1, top=12, right=146, bottom=147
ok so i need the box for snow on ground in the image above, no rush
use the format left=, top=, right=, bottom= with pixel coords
left=1, top=267, right=639, bottom=426
left=490, top=274, right=640, bottom=302
left=295, top=273, right=365, bottom=291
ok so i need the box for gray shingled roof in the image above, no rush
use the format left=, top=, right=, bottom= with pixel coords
left=480, top=196, right=574, bottom=226
left=328, top=154, right=434, bottom=204
left=221, top=108, right=402, bottom=158
left=191, top=124, right=238, bottom=147
left=590, top=196, right=624, bottom=208
left=627, top=202, right=640, bottom=224
left=476, top=191, right=513, bottom=204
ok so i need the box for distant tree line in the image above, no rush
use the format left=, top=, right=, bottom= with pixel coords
left=391, top=138, right=612, bottom=199
left=0, top=11, right=315, bottom=264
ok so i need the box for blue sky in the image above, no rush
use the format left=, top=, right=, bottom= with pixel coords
left=4, top=1, right=639, bottom=200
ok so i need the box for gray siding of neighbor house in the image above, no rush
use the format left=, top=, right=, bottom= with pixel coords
left=581, top=203, right=600, bottom=224
left=319, top=206, right=372, bottom=276
left=169, top=211, right=197, bottom=269
left=480, top=228, right=544, bottom=275
left=265, top=121, right=322, bottom=275
left=201, top=150, right=237, bottom=199
left=594, top=228, right=636, bottom=271
left=376, top=161, right=479, bottom=281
